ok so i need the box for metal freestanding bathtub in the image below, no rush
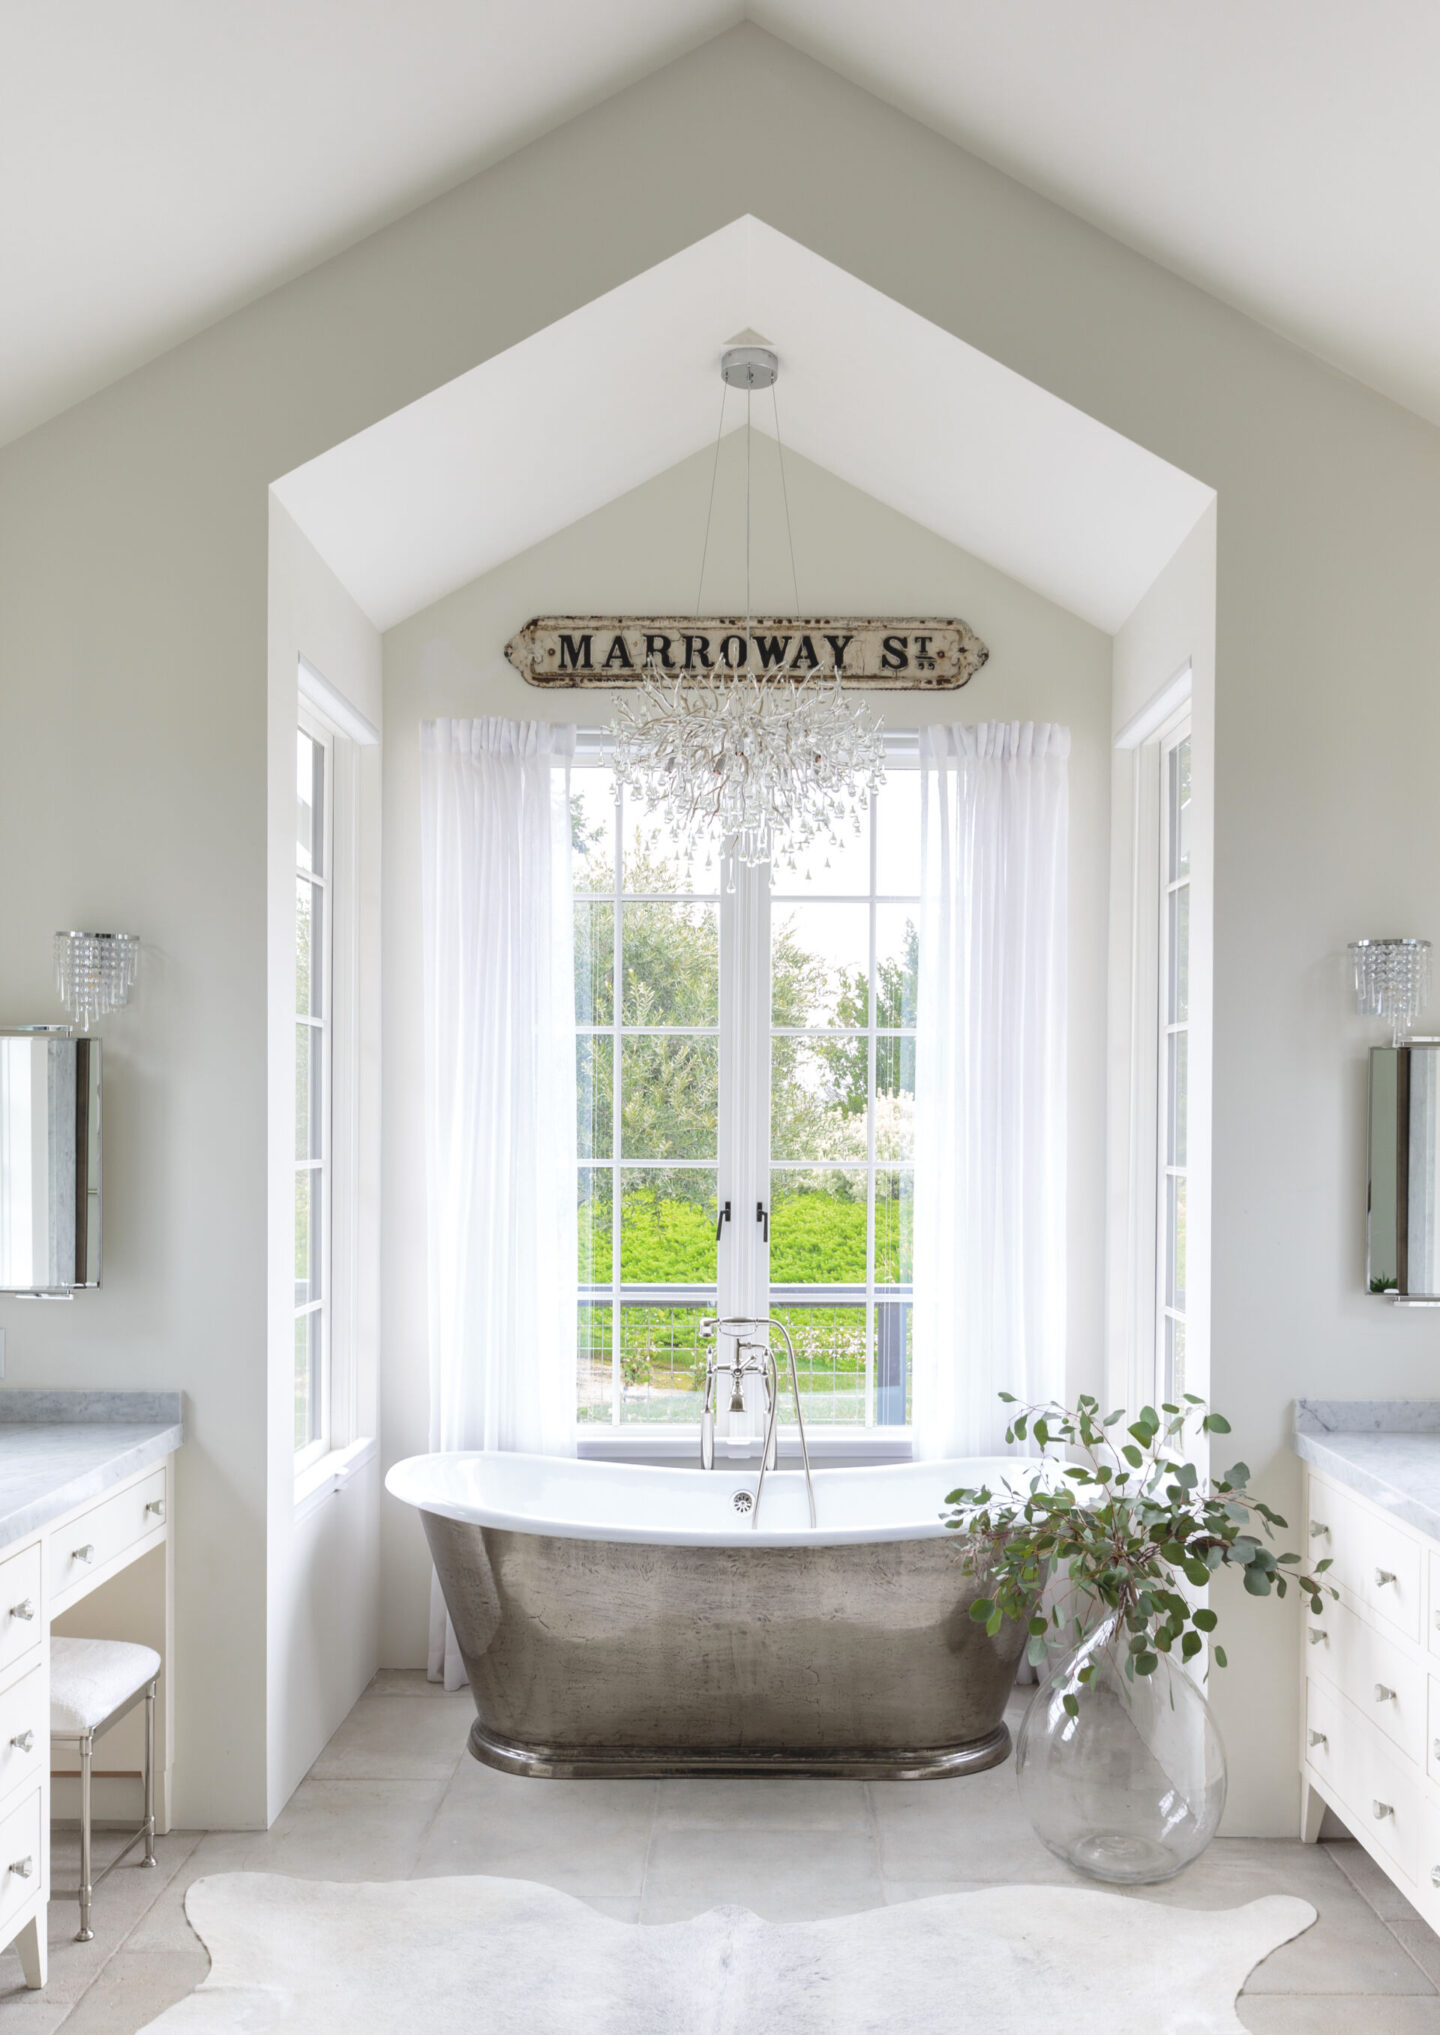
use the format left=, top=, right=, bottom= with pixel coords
left=385, top=1452, right=1029, bottom=1780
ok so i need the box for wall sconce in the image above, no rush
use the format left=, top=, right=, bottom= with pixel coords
left=1349, top=937, right=1430, bottom=1047
left=54, top=931, right=139, bottom=1032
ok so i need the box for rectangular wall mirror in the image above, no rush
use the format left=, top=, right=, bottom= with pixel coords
left=0, top=1029, right=101, bottom=1294
left=1368, top=1042, right=1440, bottom=1298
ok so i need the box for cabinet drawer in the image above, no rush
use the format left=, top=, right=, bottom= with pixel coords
left=0, top=1547, right=41, bottom=1679
left=1315, top=1479, right=1422, bottom=1643
left=1304, top=1674, right=1349, bottom=1798
left=1311, top=1595, right=1426, bottom=1766
left=1429, top=1552, right=1440, bottom=1658
left=48, top=1469, right=166, bottom=1610
left=1360, top=1722, right=1422, bottom=1882
left=0, top=1666, right=44, bottom=1810
left=0, top=1785, right=42, bottom=1936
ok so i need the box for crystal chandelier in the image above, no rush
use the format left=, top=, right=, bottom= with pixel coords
left=54, top=931, right=139, bottom=1032
left=1350, top=937, right=1430, bottom=1047
left=610, top=346, right=885, bottom=882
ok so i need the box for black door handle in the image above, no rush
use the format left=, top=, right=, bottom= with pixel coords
left=756, top=1201, right=769, bottom=1244
left=715, top=1200, right=731, bottom=1242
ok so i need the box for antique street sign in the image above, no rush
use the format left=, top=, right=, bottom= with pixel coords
left=504, top=617, right=989, bottom=689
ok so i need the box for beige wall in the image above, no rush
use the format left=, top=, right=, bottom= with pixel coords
left=378, top=435, right=1115, bottom=1666
left=1, top=22, right=1437, bottom=1826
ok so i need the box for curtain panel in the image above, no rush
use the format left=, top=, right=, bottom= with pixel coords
left=912, top=722, right=1070, bottom=1459
left=421, top=716, right=578, bottom=1684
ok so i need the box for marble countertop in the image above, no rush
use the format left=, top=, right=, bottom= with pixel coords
left=0, top=1389, right=183, bottom=1549
left=1294, top=1399, right=1440, bottom=1541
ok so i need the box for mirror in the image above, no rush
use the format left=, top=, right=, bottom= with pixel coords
left=0, top=1030, right=101, bottom=1294
left=1368, top=1043, right=1440, bottom=1297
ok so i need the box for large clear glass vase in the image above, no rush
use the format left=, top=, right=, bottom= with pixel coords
left=1015, top=1614, right=1227, bottom=1884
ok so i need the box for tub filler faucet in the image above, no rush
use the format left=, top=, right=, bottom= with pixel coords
left=698, top=1316, right=817, bottom=1529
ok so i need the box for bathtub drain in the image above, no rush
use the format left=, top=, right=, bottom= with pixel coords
left=731, top=1490, right=754, bottom=1514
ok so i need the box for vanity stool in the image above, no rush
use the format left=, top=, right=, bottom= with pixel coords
left=49, top=1636, right=160, bottom=1942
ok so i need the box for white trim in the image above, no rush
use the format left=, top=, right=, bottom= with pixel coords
left=1114, top=660, right=1193, bottom=752
left=299, top=655, right=379, bottom=747
left=294, top=1435, right=377, bottom=1521
left=577, top=1428, right=911, bottom=1462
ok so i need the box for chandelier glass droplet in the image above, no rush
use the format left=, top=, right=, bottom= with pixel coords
left=54, top=931, right=140, bottom=1032
left=1350, top=937, right=1430, bottom=1047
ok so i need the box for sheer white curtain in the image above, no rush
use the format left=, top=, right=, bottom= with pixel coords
left=421, top=717, right=578, bottom=1685
left=912, top=722, right=1069, bottom=1460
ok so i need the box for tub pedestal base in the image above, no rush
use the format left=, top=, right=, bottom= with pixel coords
left=467, top=1717, right=1012, bottom=1782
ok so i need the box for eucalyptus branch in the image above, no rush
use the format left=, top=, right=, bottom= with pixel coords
left=944, top=1392, right=1335, bottom=1715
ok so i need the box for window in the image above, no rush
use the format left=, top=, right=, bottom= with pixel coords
left=1157, top=722, right=1190, bottom=1402
left=573, top=761, right=920, bottom=1434
left=295, top=718, right=332, bottom=1462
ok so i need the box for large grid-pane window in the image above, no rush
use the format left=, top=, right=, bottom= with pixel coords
left=295, top=723, right=331, bottom=1457
left=1158, top=726, right=1191, bottom=1401
left=573, top=761, right=919, bottom=1432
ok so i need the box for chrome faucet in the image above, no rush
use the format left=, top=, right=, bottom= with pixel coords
left=698, top=1316, right=817, bottom=1529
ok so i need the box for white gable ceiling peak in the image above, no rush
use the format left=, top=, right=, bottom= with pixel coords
left=7, top=9, right=1440, bottom=450
left=273, top=218, right=1213, bottom=635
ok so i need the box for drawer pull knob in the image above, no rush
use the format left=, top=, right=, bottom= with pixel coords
left=1310, top=1521, right=1330, bottom=1539
left=145, top=1499, right=165, bottom=1520
left=9, top=1599, right=34, bottom=1622
left=1432, top=1868, right=1440, bottom=1890
left=72, top=1543, right=94, bottom=1565
left=1376, top=1684, right=1398, bottom=1703
left=1308, top=1729, right=1328, bottom=1748
left=1309, top=1627, right=1329, bottom=1646
left=1374, top=1800, right=1395, bottom=1820
left=9, top=1731, right=33, bottom=1754
left=7, top=1856, right=32, bottom=1879
left=1376, top=1569, right=1397, bottom=1588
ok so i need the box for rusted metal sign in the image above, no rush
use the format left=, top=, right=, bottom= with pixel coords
left=505, top=617, right=989, bottom=689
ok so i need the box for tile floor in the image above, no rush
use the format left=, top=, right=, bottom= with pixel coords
left=2, top=1673, right=1439, bottom=2030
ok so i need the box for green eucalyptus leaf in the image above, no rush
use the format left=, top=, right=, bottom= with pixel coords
left=1214, top=1645, right=1228, bottom=1668
left=1203, top=1414, right=1232, bottom=1434
left=1193, top=1608, right=1218, bottom=1631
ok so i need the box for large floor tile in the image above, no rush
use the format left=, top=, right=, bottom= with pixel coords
left=641, top=1825, right=884, bottom=1923
left=366, top=1669, right=448, bottom=1697
left=0, top=1831, right=198, bottom=2006
left=1239, top=2002, right=1440, bottom=2035
left=653, top=1776, right=870, bottom=1831
left=866, top=1764, right=1078, bottom=1885
left=414, top=1761, right=658, bottom=1897
left=1328, top=1835, right=1422, bottom=1921
left=57, top=1948, right=210, bottom=2035
left=124, top=1830, right=264, bottom=1952
left=1391, top=1920, right=1440, bottom=1987
left=245, top=1776, right=448, bottom=1882
left=308, top=1687, right=470, bottom=1781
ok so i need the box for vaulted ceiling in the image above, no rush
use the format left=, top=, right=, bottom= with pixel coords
left=5, top=5, right=1440, bottom=450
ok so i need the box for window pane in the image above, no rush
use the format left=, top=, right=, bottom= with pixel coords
left=770, top=1039, right=869, bottom=1162
left=771, top=810, right=871, bottom=895
left=1169, top=738, right=1191, bottom=882
left=622, top=811, right=719, bottom=897
left=620, top=1036, right=718, bottom=1159
left=618, top=1304, right=710, bottom=1423
left=574, top=902, right=614, bottom=1024
left=874, top=1168, right=914, bottom=1283
left=576, top=1035, right=613, bottom=1159
left=1167, top=1029, right=1188, bottom=1168
left=1167, top=1174, right=1187, bottom=1311
left=295, top=1168, right=320, bottom=1307
left=1164, top=1316, right=1187, bottom=1402
left=297, top=730, right=320, bottom=875
left=874, top=909, right=919, bottom=1029
left=578, top=1167, right=612, bottom=1284
left=874, top=1297, right=912, bottom=1426
left=772, top=903, right=869, bottom=1027
left=1168, top=883, right=1190, bottom=1023
left=875, top=1038, right=916, bottom=1159
left=874, top=776, right=922, bottom=897
left=619, top=1169, right=717, bottom=1283
left=769, top=1169, right=868, bottom=1282
left=621, top=902, right=718, bottom=1025
left=295, top=1022, right=321, bottom=1162
left=296, top=877, right=322, bottom=1018
left=294, top=1312, right=318, bottom=1450
left=576, top=1302, right=613, bottom=1423
left=572, top=773, right=616, bottom=894
left=771, top=1303, right=867, bottom=1425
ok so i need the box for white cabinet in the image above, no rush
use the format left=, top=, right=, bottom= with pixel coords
left=1301, top=1466, right=1440, bottom=1915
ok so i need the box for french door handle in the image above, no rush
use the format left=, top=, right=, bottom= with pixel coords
left=756, top=1202, right=768, bottom=1244
left=715, top=1200, right=731, bottom=1243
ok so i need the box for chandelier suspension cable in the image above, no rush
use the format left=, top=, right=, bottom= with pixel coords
left=745, top=386, right=752, bottom=644
left=693, top=377, right=729, bottom=617
left=770, top=380, right=801, bottom=615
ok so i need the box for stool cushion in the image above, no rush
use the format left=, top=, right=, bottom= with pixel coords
left=50, top=1636, right=161, bottom=1733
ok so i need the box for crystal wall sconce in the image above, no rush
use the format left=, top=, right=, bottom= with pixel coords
left=1350, top=937, right=1430, bottom=1047
left=54, top=931, right=139, bottom=1032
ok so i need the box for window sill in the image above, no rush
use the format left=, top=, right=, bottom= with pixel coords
left=295, top=1436, right=377, bottom=1521
left=576, top=1429, right=913, bottom=1465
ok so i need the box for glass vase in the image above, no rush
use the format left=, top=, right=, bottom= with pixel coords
left=1015, top=1614, right=1227, bottom=1884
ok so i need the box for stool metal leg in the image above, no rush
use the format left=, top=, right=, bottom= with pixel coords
left=77, top=1729, right=95, bottom=1942
left=141, top=1681, right=157, bottom=1866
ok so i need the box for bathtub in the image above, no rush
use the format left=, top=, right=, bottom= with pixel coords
left=386, top=1451, right=1033, bottom=1781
